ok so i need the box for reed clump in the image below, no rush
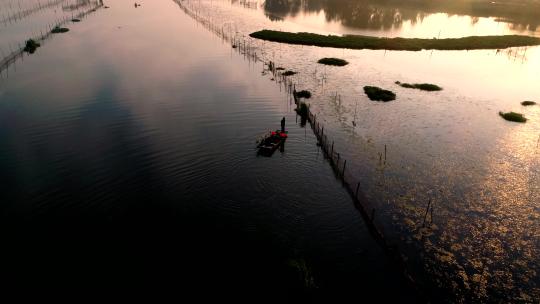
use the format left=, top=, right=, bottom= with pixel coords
left=295, top=90, right=312, bottom=99
left=521, top=101, right=536, bottom=106
left=317, top=57, right=348, bottom=66
left=51, top=26, right=70, bottom=33
left=499, top=111, right=527, bottom=123
left=364, top=86, right=396, bottom=102
left=395, top=81, right=443, bottom=91
left=295, top=101, right=309, bottom=118
left=23, top=39, right=41, bottom=54
left=282, top=70, right=297, bottom=76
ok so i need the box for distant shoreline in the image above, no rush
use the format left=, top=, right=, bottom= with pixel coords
left=249, top=30, right=540, bottom=51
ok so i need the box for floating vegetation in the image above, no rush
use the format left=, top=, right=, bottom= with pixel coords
left=395, top=81, right=443, bottom=91
left=249, top=30, right=540, bottom=51
left=295, top=90, right=312, bottom=99
left=288, top=258, right=316, bottom=289
left=51, top=26, right=69, bottom=33
left=499, top=111, right=527, bottom=123
left=282, top=70, right=297, bottom=76
left=521, top=101, right=537, bottom=106
left=364, top=86, right=396, bottom=102
left=71, top=18, right=81, bottom=22
left=23, top=39, right=41, bottom=54
left=317, top=57, right=348, bottom=66
left=295, top=101, right=309, bottom=118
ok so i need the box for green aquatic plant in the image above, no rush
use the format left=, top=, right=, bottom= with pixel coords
left=23, top=39, right=41, bottom=54
left=295, top=90, right=312, bottom=99
left=51, top=26, right=70, bottom=33
left=395, top=81, right=443, bottom=91
left=282, top=70, right=297, bottom=76
left=521, top=101, right=536, bottom=106
left=364, top=86, right=396, bottom=102
left=317, top=57, right=348, bottom=66
left=249, top=30, right=540, bottom=51
left=288, top=258, right=316, bottom=289
left=499, top=111, right=527, bottom=123
left=295, top=101, right=309, bottom=118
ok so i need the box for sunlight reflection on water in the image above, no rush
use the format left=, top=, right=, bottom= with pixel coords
left=178, top=0, right=540, bottom=301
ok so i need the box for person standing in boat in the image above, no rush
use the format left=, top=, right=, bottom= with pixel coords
left=281, top=117, right=285, bottom=133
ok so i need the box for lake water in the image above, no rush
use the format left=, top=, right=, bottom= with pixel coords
left=175, top=0, right=540, bottom=302
left=0, top=0, right=419, bottom=300
left=1, top=0, right=539, bottom=301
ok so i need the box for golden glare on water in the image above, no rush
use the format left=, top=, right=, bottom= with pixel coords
left=1, top=0, right=539, bottom=301
left=185, top=0, right=540, bottom=301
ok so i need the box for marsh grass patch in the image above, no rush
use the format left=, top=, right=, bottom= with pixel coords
left=395, top=81, right=442, bottom=91
left=23, top=39, right=40, bottom=54
left=317, top=57, right=348, bottom=66
left=364, top=86, right=396, bottom=102
left=499, top=111, right=527, bottom=123
left=295, top=90, right=312, bottom=99
left=51, top=26, right=70, bottom=33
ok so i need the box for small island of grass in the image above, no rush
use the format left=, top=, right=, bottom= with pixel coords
left=249, top=30, right=540, bottom=51
left=282, top=70, right=297, bottom=76
left=395, top=81, right=443, bottom=91
left=23, top=39, right=41, bottom=54
left=295, top=90, right=312, bottom=99
left=51, top=26, right=70, bottom=33
left=521, top=101, right=536, bottom=106
left=317, top=58, right=348, bottom=66
left=295, top=101, right=309, bottom=118
left=364, top=86, right=396, bottom=102
left=499, top=111, right=527, bottom=123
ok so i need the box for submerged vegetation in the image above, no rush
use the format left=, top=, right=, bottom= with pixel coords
left=23, top=39, right=41, bottom=54
left=395, top=81, right=443, bottom=91
left=317, top=57, right=348, bottom=66
left=51, top=26, right=70, bottom=33
left=249, top=30, right=540, bottom=51
left=499, top=111, right=527, bottom=123
left=295, top=90, right=312, bottom=99
left=364, top=86, right=396, bottom=102
left=521, top=101, right=537, bottom=106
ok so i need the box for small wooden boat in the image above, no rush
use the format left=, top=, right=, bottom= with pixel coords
left=257, top=130, right=288, bottom=155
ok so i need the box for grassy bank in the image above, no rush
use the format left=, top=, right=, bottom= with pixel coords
left=249, top=30, right=540, bottom=51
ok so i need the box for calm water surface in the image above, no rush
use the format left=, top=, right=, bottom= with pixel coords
left=0, top=0, right=417, bottom=300
left=178, top=0, right=540, bottom=302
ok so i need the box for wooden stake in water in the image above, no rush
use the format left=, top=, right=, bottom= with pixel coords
left=422, top=199, right=432, bottom=228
